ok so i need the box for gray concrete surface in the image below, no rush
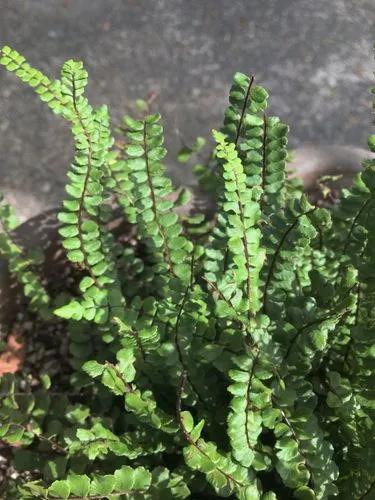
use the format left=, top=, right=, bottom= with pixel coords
left=0, top=0, right=374, bottom=220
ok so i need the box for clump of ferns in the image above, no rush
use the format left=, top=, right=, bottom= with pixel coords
left=0, top=46, right=375, bottom=500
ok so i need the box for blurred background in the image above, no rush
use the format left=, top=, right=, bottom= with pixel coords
left=0, top=0, right=374, bottom=219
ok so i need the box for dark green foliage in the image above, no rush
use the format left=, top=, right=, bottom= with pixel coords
left=0, top=45, right=375, bottom=499
left=0, top=195, right=51, bottom=319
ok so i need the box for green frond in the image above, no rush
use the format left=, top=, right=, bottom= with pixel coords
left=122, top=113, right=194, bottom=290
left=0, top=46, right=63, bottom=113
left=180, top=409, right=260, bottom=498
left=0, top=195, right=51, bottom=319
left=18, top=466, right=152, bottom=499
left=205, top=131, right=265, bottom=319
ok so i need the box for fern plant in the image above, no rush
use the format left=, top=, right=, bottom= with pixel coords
left=0, top=45, right=375, bottom=499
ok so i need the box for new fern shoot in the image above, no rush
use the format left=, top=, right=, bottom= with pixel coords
left=0, top=45, right=375, bottom=499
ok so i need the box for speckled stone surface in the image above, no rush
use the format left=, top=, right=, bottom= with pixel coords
left=0, top=0, right=374, bottom=219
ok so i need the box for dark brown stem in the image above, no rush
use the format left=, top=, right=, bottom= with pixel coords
left=276, top=403, right=316, bottom=489
left=244, top=351, right=259, bottom=452
left=46, top=490, right=147, bottom=500
left=104, top=361, right=134, bottom=393
left=203, top=277, right=238, bottom=317
left=343, top=199, right=370, bottom=253
left=142, top=122, right=175, bottom=275
left=173, top=277, right=207, bottom=408
left=357, top=479, right=375, bottom=500
left=343, top=284, right=361, bottom=371
left=234, top=76, right=255, bottom=148
left=176, top=371, right=243, bottom=489
left=262, top=208, right=316, bottom=313
left=260, top=112, right=268, bottom=212
left=7, top=423, right=67, bottom=455
left=70, top=78, right=101, bottom=285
